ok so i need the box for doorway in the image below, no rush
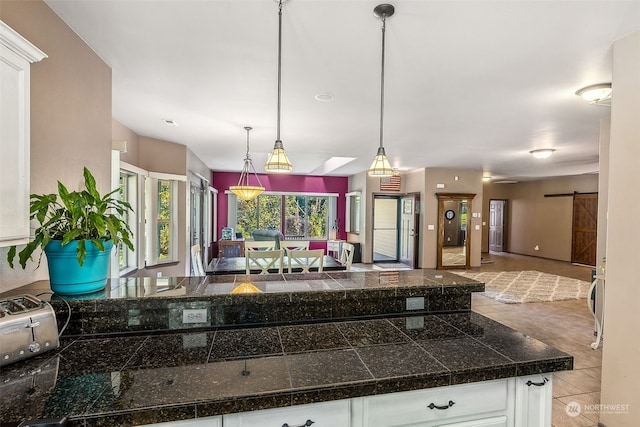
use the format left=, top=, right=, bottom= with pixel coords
left=373, top=196, right=398, bottom=262
left=571, top=192, right=598, bottom=266
left=373, top=195, right=418, bottom=267
left=489, top=199, right=508, bottom=252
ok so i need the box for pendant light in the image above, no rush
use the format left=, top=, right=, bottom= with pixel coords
left=264, top=0, right=293, bottom=173
left=368, top=4, right=395, bottom=178
left=230, top=127, right=265, bottom=201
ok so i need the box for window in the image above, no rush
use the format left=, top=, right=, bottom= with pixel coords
left=118, top=170, right=138, bottom=272
left=235, top=193, right=333, bottom=240
left=145, top=175, right=178, bottom=265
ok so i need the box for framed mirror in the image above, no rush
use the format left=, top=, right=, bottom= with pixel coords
left=436, top=193, right=475, bottom=269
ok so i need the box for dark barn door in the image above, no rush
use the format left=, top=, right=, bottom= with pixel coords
left=571, top=193, right=598, bottom=266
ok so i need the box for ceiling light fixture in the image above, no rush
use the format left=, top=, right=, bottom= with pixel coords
left=575, top=83, right=612, bottom=106
left=482, top=176, right=492, bottom=182
left=530, top=149, right=556, bottom=159
left=368, top=4, right=395, bottom=178
left=230, top=126, right=265, bottom=201
left=264, top=0, right=293, bottom=173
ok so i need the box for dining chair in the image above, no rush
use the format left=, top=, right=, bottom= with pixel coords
left=286, top=248, right=324, bottom=273
left=279, top=240, right=309, bottom=251
left=190, top=244, right=206, bottom=276
left=246, top=249, right=284, bottom=274
left=244, top=241, right=277, bottom=252
left=340, top=242, right=355, bottom=272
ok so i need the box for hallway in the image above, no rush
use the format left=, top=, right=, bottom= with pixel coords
left=472, top=252, right=601, bottom=427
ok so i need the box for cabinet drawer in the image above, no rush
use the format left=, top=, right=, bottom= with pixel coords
left=363, top=379, right=509, bottom=427
left=224, top=399, right=351, bottom=427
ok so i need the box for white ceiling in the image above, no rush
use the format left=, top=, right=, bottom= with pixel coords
left=44, top=0, right=640, bottom=181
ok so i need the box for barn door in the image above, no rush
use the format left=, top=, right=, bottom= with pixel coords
left=571, top=193, right=598, bottom=266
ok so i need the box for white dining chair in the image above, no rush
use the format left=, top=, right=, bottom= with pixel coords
left=244, top=241, right=277, bottom=252
left=286, top=248, right=324, bottom=273
left=279, top=240, right=309, bottom=251
left=340, top=242, right=355, bottom=272
left=246, top=249, right=284, bottom=274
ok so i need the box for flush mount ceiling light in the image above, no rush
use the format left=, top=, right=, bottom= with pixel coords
left=575, top=83, right=612, bottom=106
left=230, top=127, right=265, bottom=201
left=264, top=0, right=293, bottom=173
left=530, top=149, right=556, bottom=159
left=482, top=176, right=492, bottom=182
left=368, top=4, right=396, bottom=178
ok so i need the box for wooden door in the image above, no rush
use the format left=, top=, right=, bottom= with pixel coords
left=571, top=193, right=598, bottom=266
left=489, top=200, right=507, bottom=252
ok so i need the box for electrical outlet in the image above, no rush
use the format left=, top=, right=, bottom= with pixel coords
left=405, top=316, right=424, bottom=330
left=182, top=309, right=208, bottom=324
left=406, top=297, right=425, bottom=311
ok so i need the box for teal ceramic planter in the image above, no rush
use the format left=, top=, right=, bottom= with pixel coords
left=44, top=240, right=113, bottom=295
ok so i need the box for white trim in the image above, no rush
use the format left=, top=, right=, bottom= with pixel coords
left=149, top=171, right=187, bottom=182
left=120, top=161, right=148, bottom=176
left=0, top=21, right=47, bottom=63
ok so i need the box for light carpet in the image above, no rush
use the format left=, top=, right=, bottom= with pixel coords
left=452, top=270, right=591, bottom=304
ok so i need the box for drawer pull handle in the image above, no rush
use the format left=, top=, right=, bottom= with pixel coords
left=526, top=377, right=549, bottom=387
left=282, top=420, right=314, bottom=427
left=427, top=400, right=455, bottom=410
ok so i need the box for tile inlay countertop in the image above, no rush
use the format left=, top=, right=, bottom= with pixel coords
left=0, top=270, right=573, bottom=426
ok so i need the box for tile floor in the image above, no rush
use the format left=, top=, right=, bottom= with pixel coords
left=471, top=252, right=602, bottom=427
left=355, top=252, right=602, bottom=426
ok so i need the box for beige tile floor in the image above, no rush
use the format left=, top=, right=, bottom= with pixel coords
left=471, top=252, right=601, bottom=427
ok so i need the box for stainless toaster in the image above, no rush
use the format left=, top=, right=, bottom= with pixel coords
left=0, top=294, right=60, bottom=366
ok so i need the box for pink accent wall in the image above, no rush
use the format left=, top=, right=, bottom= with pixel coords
left=212, top=172, right=349, bottom=251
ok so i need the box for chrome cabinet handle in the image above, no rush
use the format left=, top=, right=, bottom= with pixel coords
left=282, top=420, right=314, bottom=427
left=427, top=400, right=455, bottom=410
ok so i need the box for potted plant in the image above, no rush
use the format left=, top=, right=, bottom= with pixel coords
left=7, top=167, right=134, bottom=295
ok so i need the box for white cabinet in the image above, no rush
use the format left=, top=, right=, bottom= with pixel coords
left=514, top=374, right=553, bottom=427
left=139, top=416, right=222, bottom=427
left=355, top=378, right=514, bottom=427
left=0, top=21, right=47, bottom=247
left=223, top=399, right=351, bottom=427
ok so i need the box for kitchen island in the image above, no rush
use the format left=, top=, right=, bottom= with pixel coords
left=0, top=270, right=572, bottom=426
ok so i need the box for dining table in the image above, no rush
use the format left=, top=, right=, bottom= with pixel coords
left=206, top=255, right=346, bottom=275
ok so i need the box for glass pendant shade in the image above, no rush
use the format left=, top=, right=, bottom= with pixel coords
left=230, top=127, right=265, bottom=201
left=368, top=146, right=394, bottom=177
left=264, top=140, right=293, bottom=173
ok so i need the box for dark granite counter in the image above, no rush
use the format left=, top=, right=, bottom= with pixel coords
left=0, top=311, right=572, bottom=426
left=0, top=270, right=573, bottom=426
left=2, top=270, right=484, bottom=336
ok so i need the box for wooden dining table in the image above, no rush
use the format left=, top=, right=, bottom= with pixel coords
left=206, top=255, right=346, bottom=275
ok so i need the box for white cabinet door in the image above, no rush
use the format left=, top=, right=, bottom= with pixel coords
left=224, top=399, right=351, bottom=427
left=514, top=374, right=553, bottom=427
left=0, top=21, right=46, bottom=247
left=439, top=415, right=508, bottom=427
left=361, top=379, right=509, bottom=427
left=139, top=416, right=221, bottom=426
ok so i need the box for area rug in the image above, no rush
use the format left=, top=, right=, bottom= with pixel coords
left=452, top=270, right=590, bottom=304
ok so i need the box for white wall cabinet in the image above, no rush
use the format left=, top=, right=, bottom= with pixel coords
left=0, top=21, right=47, bottom=247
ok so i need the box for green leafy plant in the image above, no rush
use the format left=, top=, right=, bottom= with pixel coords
left=7, top=167, right=134, bottom=269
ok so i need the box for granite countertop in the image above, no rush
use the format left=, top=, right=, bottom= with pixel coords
left=0, top=311, right=573, bottom=426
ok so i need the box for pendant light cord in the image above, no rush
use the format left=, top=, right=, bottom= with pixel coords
left=379, top=13, right=387, bottom=150
left=276, top=0, right=283, bottom=142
